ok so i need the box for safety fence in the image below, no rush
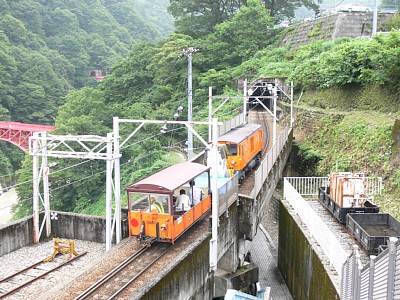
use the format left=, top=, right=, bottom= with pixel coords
left=254, top=125, right=291, bottom=196
left=286, top=176, right=383, bottom=198
left=341, top=237, right=400, bottom=300
left=219, top=113, right=244, bottom=137
left=218, top=174, right=239, bottom=216
left=283, top=179, right=348, bottom=277
left=286, top=177, right=329, bottom=197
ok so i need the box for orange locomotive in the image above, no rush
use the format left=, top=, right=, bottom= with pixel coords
left=126, top=162, right=211, bottom=244
left=218, top=124, right=264, bottom=182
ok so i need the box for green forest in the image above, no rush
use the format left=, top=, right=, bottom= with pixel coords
left=0, top=0, right=400, bottom=220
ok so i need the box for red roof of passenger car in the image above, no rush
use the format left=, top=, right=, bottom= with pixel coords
left=126, top=162, right=210, bottom=194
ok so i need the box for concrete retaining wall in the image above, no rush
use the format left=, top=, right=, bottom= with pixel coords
left=282, top=12, right=393, bottom=49
left=278, top=199, right=339, bottom=299
left=0, top=210, right=129, bottom=257
left=0, top=216, right=35, bottom=257
left=137, top=233, right=213, bottom=300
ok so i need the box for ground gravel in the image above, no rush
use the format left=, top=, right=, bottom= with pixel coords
left=0, top=239, right=105, bottom=300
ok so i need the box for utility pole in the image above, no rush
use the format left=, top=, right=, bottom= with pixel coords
left=182, top=47, right=199, bottom=160
left=372, top=0, right=378, bottom=35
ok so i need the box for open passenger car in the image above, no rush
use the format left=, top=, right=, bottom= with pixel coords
left=126, top=162, right=211, bottom=244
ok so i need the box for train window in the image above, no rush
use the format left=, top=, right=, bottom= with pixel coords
left=149, top=194, right=170, bottom=214
left=242, top=145, right=245, bottom=156
left=128, top=193, right=170, bottom=214
left=227, top=144, right=238, bottom=156
left=128, top=193, right=148, bottom=211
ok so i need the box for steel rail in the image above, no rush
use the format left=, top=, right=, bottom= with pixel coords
left=0, top=260, right=44, bottom=284
left=255, top=109, right=270, bottom=157
left=74, top=246, right=149, bottom=300
left=0, top=252, right=87, bottom=299
left=109, top=246, right=170, bottom=299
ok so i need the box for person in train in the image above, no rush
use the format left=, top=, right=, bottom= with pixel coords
left=149, top=196, right=164, bottom=213
left=188, top=180, right=203, bottom=207
left=175, top=189, right=191, bottom=212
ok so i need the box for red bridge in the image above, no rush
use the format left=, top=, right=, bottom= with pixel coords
left=0, top=121, right=56, bottom=151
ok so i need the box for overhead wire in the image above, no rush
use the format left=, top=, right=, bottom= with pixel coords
left=0, top=125, right=189, bottom=211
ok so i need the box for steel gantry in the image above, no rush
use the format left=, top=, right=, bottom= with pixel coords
left=29, top=132, right=120, bottom=250
left=29, top=117, right=221, bottom=258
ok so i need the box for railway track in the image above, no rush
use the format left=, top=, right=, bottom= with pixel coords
left=307, top=199, right=371, bottom=262
left=74, top=243, right=170, bottom=300
left=0, top=252, right=87, bottom=299
left=252, top=109, right=270, bottom=157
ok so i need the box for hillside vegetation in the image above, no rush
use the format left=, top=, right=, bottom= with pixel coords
left=0, top=0, right=173, bottom=185
left=4, top=1, right=400, bottom=219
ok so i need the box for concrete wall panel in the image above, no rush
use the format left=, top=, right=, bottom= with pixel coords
left=0, top=217, right=34, bottom=257
left=278, top=200, right=339, bottom=299
left=138, top=235, right=213, bottom=300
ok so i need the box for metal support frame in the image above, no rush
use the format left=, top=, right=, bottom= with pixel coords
left=387, top=237, right=398, bottom=300
left=368, top=255, right=376, bottom=300
left=210, top=118, right=219, bottom=271
left=372, top=0, right=378, bottom=35
left=31, top=132, right=51, bottom=243
left=273, top=86, right=277, bottom=145
left=290, top=81, right=294, bottom=128
left=187, top=51, right=193, bottom=159
left=243, top=79, right=247, bottom=124
left=182, top=47, right=199, bottom=160
left=115, top=117, right=220, bottom=271
left=29, top=132, right=120, bottom=251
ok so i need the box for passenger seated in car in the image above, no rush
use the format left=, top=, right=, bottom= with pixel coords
left=189, top=180, right=203, bottom=206
left=150, top=196, right=164, bottom=213
left=175, top=189, right=191, bottom=212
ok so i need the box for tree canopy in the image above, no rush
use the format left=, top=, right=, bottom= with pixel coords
left=168, top=0, right=320, bottom=38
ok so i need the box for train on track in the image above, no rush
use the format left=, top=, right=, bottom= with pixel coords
left=126, top=122, right=265, bottom=244
left=318, top=172, right=400, bottom=254
left=216, top=123, right=264, bottom=183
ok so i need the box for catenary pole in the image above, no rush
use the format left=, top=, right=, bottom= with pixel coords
left=188, top=51, right=193, bottom=159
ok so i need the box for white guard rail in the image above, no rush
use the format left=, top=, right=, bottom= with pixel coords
left=341, top=237, right=399, bottom=300
left=254, top=125, right=291, bottom=196
left=219, top=113, right=244, bottom=137
left=287, top=176, right=382, bottom=198
left=283, top=178, right=348, bottom=278
left=218, top=173, right=239, bottom=216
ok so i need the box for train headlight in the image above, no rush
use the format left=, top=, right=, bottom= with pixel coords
left=231, top=159, right=236, bottom=165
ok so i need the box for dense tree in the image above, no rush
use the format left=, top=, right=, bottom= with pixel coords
left=168, top=0, right=320, bottom=38
left=168, top=0, right=247, bottom=38
left=199, top=0, right=275, bottom=70
left=289, top=32, right=400, bottom=91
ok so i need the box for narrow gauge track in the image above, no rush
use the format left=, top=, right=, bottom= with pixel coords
left=74, top=243, right=170, bottom=300
left=253, top=109, right=270, bottom=157
left=308, top=199, right=371, bottom=261
left=0, top=252, right=87, bottom=299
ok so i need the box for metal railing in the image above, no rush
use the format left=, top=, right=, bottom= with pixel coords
left=218, top=174, right=239, bottom=216
left=341, top=237, right=399, bottom=300
left=219, top=113, right=244, bottom=137
left=286, top=177, right=329, bottom=197
left=283, top=179, right=348, bottom=277
left=286, top=176, right=383, bottom=198
left=254, top=125, right=291, bottom=196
